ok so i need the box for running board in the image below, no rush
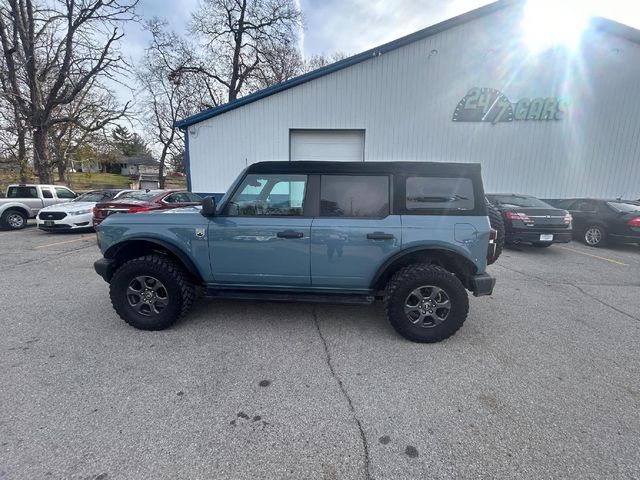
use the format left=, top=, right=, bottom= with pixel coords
left=204, top=289, right=375, bottom=305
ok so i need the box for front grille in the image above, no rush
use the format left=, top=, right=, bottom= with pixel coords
left=39, top=223, right=71, bottom=230
left=39, top=211, right=66, bottom=220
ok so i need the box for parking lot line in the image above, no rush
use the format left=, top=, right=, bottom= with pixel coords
left=557, top=245, right=629, bottom=266
left=33, top=236, right=94, bottom=249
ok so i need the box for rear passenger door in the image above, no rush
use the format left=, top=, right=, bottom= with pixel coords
left=310, top=175, right=401, bottom=289
left=566, top=200, right=598, bottom=233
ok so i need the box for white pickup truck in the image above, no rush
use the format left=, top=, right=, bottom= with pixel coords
left=0, top=184, right=77, bottom=230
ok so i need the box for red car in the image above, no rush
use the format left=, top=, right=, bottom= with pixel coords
left=93, top=190, right=202, bottom=226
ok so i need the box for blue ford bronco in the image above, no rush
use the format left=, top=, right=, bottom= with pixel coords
left=94, top=161, right=499, bottom=343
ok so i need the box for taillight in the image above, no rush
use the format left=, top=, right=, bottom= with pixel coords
left=128, top=206, right=151, bottom=213
left=505, top=211, right=533, bottom=224
left=628, top=217, right=640, bottom=228
left=564, top=213, right=572, bottom=224
left=92, top=207, right=98, bottom=216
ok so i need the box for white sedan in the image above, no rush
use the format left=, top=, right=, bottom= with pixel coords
left=37, top=189, right=132, bottom=232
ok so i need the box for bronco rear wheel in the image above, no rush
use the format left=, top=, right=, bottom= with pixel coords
left=109, top=254, right=195, bottom=330
left=384, top=264, right=469, bottom=343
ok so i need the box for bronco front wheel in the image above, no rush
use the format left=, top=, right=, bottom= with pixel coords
left=384, top=264, right=469, bottom=343
left=109, top=254, right=195, bottom=330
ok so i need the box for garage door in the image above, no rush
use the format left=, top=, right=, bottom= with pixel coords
left=290, top=130, right=365, bottom=162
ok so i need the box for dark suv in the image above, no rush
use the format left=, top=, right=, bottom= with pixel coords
left=94, top=161, right=497, bottom=343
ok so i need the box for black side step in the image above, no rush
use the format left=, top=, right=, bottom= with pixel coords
left=204, top=289, right=375, bottom=305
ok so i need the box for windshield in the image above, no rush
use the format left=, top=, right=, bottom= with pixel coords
left=488, top=195, right=551, bottom=208
left=116, top=190, right=160, bottom=201
left=607, top=201, right=640, bottom=213
left=74, top=191, right=113, bottom=202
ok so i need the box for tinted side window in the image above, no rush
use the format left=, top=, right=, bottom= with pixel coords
left=7, top=186, right=38, bottom=198
left=555, top=200, right=575, bottom=209
left=163, top=193, right=180, bottom=203
left=573, top=200, right=598, bottom=212
left=55, top=187, right=75, bottom=199
left=184, top=193, right=203, bottom=202
left=320, top=175, right=389, bottom=218
left=41, top=188, right=54, bottom=199
left=406, top=177, right=474, bottom=211
left=165, top=192, right=201, bottom=203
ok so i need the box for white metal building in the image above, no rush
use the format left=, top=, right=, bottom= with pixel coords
left=176, top=0, right=640, bottom=199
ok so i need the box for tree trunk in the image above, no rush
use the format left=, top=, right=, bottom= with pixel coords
left=57, top=158, right=67, bottom=182
left=17, top=133, right=29, bottom=183
left=33, top=128, right=53, bottom=184
left=159, top=147, right=167, bottom=189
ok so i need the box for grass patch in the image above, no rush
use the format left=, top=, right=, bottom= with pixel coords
left=0, top=170, right=187, bottom=195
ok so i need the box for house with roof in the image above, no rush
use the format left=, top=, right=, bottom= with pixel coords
left=176, top=0, right=640, bottom=200
left=119, top=156, right=160, bottom=176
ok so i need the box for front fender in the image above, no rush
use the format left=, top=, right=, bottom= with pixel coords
left=98, top=213, right=212, bottom=282
left=104, top=236, right=206, bottom=283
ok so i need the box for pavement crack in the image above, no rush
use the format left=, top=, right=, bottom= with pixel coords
left=495, top=264, right=640, bottom=323
left=570, top=284, right=640, bottom=323
left=312, top=305, right=371, bottom=480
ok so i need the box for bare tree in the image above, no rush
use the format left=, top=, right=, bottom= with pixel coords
left=0, top=0, right=137, bottom=183
left=303, top=52, right=349, bottom=73
left=137, top=19, right=197, bottom=188
left=49, top=81, right=129, bottom=181
left=254, top=41, right=304, bottom=88
left=176, top=0, right=302, bottom=104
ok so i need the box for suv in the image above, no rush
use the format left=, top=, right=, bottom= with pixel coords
left=94, top=161, right=497, bottom=343
left=0, top=184, right=77, bottom=230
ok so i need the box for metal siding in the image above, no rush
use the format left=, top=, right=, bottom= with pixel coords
left=188, top=5, right=640, bottom=199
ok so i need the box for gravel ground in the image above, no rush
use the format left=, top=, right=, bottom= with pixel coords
left=1, top=224, right=639, bottom=480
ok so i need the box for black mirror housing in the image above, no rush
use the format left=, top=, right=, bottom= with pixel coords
left=201, top=196, right=217, bottom=217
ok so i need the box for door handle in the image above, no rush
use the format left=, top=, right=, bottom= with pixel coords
left=367, top=232, right=395, bottom=240
left=277, top=230, right=304, bottom=239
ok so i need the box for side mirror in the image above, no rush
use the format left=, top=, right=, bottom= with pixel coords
left=201, top=196, right=217, bottom=217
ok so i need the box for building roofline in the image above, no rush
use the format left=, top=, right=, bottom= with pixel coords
left=175, top=0, right=514, bottom=129
left=176, top=0, right=640, bottom=129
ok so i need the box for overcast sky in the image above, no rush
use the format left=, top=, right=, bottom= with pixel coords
left=119, top=0, right=639, bottom=107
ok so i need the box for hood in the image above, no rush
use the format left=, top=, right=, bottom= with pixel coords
left=40, top=201, right=96, bottom=211
left=158, top=206, right=202, bottom=214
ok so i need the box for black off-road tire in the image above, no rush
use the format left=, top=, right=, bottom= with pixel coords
left=486, top=201, right=504, bottom=265
left=109, top=254, right=195, bottom=330
left=532, top=242, right=553, bottom=248
left=1, top=209, right=27, bottom=230
left=384, top=264, right=469, bottom=343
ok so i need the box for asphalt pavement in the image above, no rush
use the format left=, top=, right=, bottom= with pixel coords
left=1, top=224, right=639, bottom=479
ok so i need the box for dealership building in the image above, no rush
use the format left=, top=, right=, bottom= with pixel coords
left=176, top=0, right=640, bottom=200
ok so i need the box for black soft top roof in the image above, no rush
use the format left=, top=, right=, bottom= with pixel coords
left=246, top=161, right=482, bottom=176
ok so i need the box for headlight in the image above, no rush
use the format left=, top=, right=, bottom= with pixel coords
left=69, top=208, right=92, bottom=216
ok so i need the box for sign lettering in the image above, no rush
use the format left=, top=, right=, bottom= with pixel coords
left=452, top=87, right=565, bottom=124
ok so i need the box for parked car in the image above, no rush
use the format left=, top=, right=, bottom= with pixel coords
left=92, top=190, right=203, bottom=227
left=551, top=198, right=640, bottom=247
left=0, top=184, right=77, bottom=230
left=37, top=189, right=133, bottom=232
left=93, top=161, right=498, bottom=343
left=486, top=193, right=572, bottom=247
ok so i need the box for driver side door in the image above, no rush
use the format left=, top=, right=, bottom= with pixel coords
left=209, top=173, right=312, bottom=286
